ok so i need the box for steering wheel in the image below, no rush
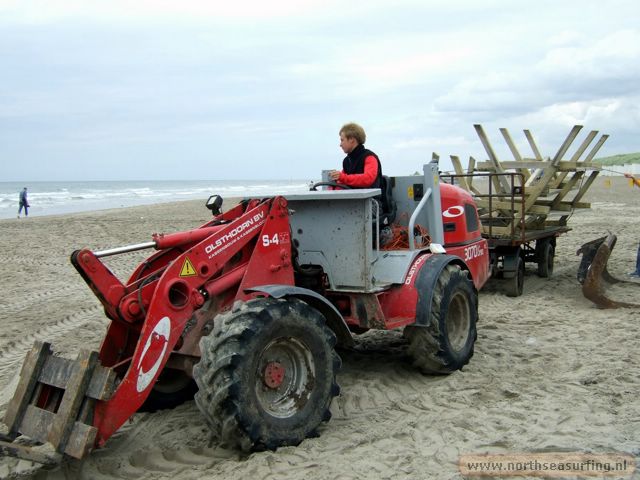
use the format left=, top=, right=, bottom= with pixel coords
left=309, top=181, right=353, bottom=191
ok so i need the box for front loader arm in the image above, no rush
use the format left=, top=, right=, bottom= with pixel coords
left=71, top=250, right=126, bottom=321
left=92, top=196, right=294, bottom=447
left=1, top=196, right=296, bottom=463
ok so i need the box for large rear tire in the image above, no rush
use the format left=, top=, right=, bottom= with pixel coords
left=404, top=264, right=477, bottom=374
left=193, top=297, right=340, bottom=451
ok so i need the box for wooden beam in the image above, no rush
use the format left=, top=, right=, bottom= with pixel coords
left=523, top=126, right=583, bottom=210
left=476, top=160, right=601, bottom=171
left=523, top=125, right=584, bottom=190
left=500, top=127, right=530, bottom=181
left=449, top=155, right=473, bottom=193
left=571, top=130, right=599, bottom=162
left=545, top=219, right=566, bottom=226
left=524, top=129, right=544, bottom=160
left=551, top=171, right=585, bottom=209
left=551, top=130, right=598, bottom=189
left=467, top=156, right=476, bottom=174
left=4, top=342, right=50, bottom=434
left=554, top=125, right=584, bottom=162
left=474, top=199, right=550, bottom=214
left=481, top=225, right=523, bottom=236
left=535, top=200, right=591, bottom=211
left=47, top=350, right=98, bottom=453
left=583, top=134, right=609, bottom=162
left=0, top=439, right=61, bottom=466
left=474, top=124, right=511, bottom=193
left=573, top=170, right=599, bottom=203
left=37, top=355, right=115, bottom=401
left=467, top=156, right=476, bottom=189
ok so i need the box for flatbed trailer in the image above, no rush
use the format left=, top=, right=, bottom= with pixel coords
left=441, top=123, right=607, bottom=297
left=442, top=171, right=571, bottom=296
left=485, top=225, right=570, bottom=296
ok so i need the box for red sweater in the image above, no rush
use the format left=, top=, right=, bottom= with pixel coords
left=338, top=156, right=379, bottom=187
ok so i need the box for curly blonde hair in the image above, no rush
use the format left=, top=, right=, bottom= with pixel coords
left=339, top=122, right=366, bottom=145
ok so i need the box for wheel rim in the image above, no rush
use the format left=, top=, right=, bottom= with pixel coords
left=255, top=337, right=315, bottom=418
left=446, top=292, right=471, bottom=352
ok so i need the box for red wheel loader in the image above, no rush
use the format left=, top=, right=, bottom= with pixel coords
left=0, top=164, right=490, bottom=464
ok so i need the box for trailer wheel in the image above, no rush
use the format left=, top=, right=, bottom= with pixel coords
left=537, top=241, right=554, bottom=278
left=506, top=256, right=525, bottom=297
left=404, top=264, right=477, bottom=374
left=193, top=297, right=340, bottom=451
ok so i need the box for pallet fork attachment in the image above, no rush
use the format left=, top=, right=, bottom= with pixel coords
left=0, top=342, right=116, bottom=465
left=577, top=233, right=640, bottom=309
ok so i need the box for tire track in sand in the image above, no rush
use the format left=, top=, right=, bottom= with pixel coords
left=0, top=284, right=80, bottom=319
left=479, top=263, right=574, bottom=311
left=60, top=405, right=235, bottom=480
left=0, top=304, right=103, bottom=401
left=0, top=254, right=68, bottom=269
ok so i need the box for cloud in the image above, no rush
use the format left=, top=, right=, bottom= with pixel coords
left=393, top=135, right=469, bottom=150
left=284, top=32, right=476, bottom=101
left=515, top=98, right=640, bottom=133
left=537, top=29, right=640, bottom=98
left=433, top=28, right=640, bottom=122
left=1, top=1, right=639, bottom=180
left=0, top=0, right=338, bottom=24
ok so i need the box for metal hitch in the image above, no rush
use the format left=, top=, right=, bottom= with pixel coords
left=0, top=342, right=116, bottom=465
left=576, top=233, right=640, bottom=309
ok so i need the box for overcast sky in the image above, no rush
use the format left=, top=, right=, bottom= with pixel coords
left=1, top=0, right=639, bottom=181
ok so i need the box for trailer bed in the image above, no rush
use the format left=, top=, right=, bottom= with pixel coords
left=485, top=225, right=570, bottom=247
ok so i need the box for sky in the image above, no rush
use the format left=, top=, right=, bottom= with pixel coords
left=1, top=0, right=639, bottom=181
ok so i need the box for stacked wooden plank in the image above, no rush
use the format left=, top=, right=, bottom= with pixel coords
left=450, top=124, right=607, bottom=237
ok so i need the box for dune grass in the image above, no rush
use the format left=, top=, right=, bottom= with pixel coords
left=594, top=152, right=640, bottom=166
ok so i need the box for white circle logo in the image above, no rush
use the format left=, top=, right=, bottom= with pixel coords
left=136, top=316, right=171, bottom=393
left=443, top=205, right=464, bottom=218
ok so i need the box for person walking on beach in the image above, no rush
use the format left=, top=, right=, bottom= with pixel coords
left=624, top=173, right=640, bottom=277
left=17, top=187, right=29, bottom=218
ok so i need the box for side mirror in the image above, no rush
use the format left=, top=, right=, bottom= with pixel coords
left=206, top=195, right=223, bottom=215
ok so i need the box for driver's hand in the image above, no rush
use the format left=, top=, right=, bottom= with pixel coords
left=329, top=170, right=341, bottom=181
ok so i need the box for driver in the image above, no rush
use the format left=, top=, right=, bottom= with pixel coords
left=329, top=123, right=383, bottom=189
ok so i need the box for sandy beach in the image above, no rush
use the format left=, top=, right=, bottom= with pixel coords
left=0, top=177, right=638, bottom=479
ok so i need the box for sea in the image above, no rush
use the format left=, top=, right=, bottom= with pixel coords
left=0, top=180, right=311, bottom=219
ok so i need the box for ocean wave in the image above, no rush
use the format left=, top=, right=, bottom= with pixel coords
left=0, top=180, right=311, bottom=219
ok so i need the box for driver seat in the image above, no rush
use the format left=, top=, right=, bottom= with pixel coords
left=379, top=175, right=397, bottom=227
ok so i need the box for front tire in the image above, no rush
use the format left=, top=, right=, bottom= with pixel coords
left=193, top=298, right=341, bottom=451
left=404, top=264, right=477, bottom=374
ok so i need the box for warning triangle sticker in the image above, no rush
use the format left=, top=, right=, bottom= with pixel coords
left=179, top=257, right=197, bottom=277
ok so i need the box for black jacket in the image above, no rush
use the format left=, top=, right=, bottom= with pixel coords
left=342, top=144, right=382, bottom=189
